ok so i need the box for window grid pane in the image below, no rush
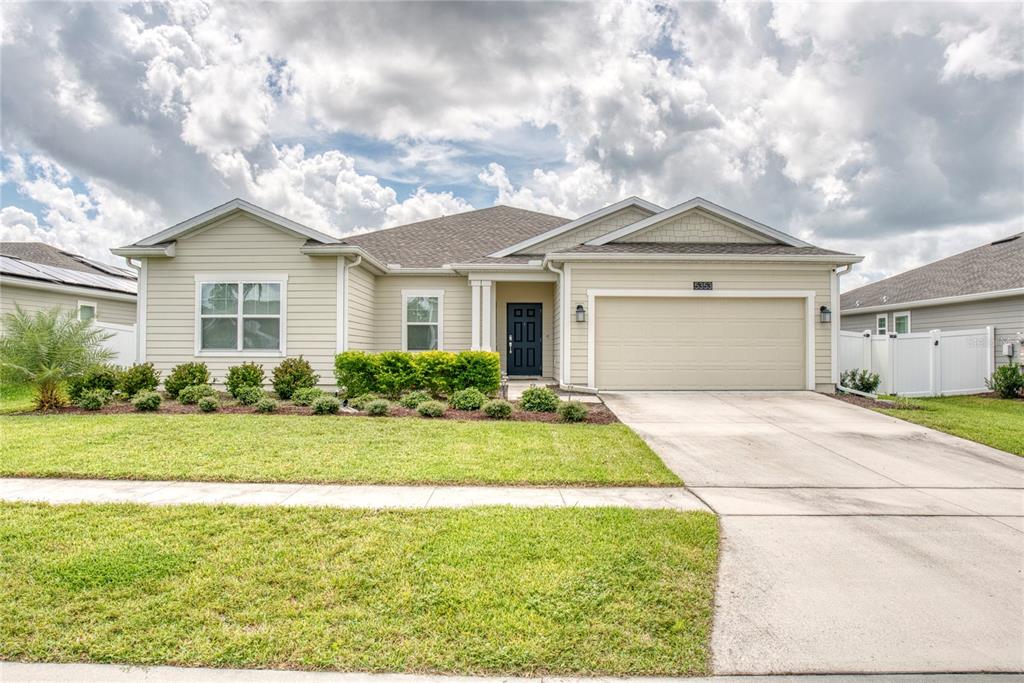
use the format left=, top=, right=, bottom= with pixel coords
left=201, top=317, right=238, bottom=349
left=243, top=283, right=281, bottom=315
left=406, top=296, right=438, bottom=323
left=79, top=305, right=96, bottom=321
left=242, top=318, right=281, bottom=350
left=407, top=324, right=438, bottom=351
left=201, top=283, right=238, bottom=315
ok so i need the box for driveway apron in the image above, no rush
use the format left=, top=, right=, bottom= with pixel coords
left=602, top=391, right=1024, bottom=675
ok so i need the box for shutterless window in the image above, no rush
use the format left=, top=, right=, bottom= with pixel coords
left=894, top=312, right=910, bottom=335
left=78, top=302, right=96, bottom=322
left=200, top=282, right=282, bottom=351
left=876, top=314, right=887, bottom=336
left=405, top=295, right=439, bottom=350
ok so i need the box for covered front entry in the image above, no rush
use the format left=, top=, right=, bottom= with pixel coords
left=593, top=296, right=807, bottom=390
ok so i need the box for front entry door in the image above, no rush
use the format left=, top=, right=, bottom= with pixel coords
left=507, top=303, right=542, bottom=376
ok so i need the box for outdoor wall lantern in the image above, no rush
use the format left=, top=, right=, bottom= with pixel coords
left=819, top=305, right=832, bottom=324
left=576, top=304, right=586, bottom=323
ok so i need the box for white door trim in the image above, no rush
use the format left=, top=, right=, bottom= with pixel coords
left=585, top=288, right=817, bottom=390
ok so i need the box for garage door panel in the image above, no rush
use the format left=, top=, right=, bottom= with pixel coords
left=595, top=297, right=805, bottom=390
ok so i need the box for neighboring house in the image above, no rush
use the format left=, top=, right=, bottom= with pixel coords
left=841, top=233, right=1023, bottom=369
left=0, top=242, right=139, bottom=364
left=112, top=197, right=861, bottom=392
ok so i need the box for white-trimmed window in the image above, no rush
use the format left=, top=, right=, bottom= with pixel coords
left=78, top=301, right=97, bottom=322
left=894, top=311, right=911, bottom=335
left=402, top=289, right=443, bottom=351
left=196, top=275, right=287, bottom=354
left=876, top=314, right=887, bottom=336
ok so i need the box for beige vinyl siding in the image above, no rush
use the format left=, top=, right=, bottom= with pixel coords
left=842, top=294, right=1024, bottom=368
left=0, top=281, right=136, bottom=326
left=346, top=263, right=375, bottom=350
left=567, top=262, right=834, bottom=389
left=495, top=282, right=554, bottom=377
left=372, top=276, right=471, bottom=351
left=144, top=214, right=337, bottom=386
left=524, top=206, right=654, bottom=255
left=617, top=208, right=772, bottom=244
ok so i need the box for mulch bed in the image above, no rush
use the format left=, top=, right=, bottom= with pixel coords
left=832, top=392, right=919, bottom=410
left=30, top=395, right=619, bottom=424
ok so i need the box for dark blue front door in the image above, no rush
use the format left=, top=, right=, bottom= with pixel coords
left=507, top=303, right=542, bottom=376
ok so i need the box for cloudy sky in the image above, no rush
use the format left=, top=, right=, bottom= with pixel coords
left=1, top=1, right=1021, bottom=289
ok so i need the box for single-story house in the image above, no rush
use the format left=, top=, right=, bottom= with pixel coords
left=112, top=196, right=862, bottom=392
left=841, top=233, right=1023, bottom=368
left=1, top=242, right=138, bottom=364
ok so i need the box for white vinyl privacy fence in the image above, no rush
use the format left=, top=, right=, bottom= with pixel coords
left=839, top=327, right=994, bottom=397
left=96, top=321, right=137, bottom=366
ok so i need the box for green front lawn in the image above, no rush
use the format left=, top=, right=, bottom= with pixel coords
left=0, top=383, right=34, bottom=415
left=878, top=395, right=1024, bottom=456
left=0, top=503, right=717, bottom=675
left=0, top=414, right=679, bottom=486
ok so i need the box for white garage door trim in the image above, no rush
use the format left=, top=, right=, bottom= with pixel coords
left=586, top=288, right=817, bottom=390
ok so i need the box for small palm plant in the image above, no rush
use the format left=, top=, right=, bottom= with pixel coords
left=0, top=306, right=114, bottom=411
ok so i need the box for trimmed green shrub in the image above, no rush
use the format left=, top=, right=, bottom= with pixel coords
left=411, top=350, right=457, bottom=396
left=417, top=400, right=446, bottom=418
left=164, top=362, right=211, bottom=399
left=451, top=351, right=500, bottom=394
left=450, top=387, right=487, bottom=411
left=840, top=368, right=881, bottom=394
left=197, top=396, right=219, bottom=413
left=116, top=362, right=159, bottom=398
left=482, top=398, right=513, bottom=419
left=558, top=400, right=589, bottom=423
left=986, top=362, right=1023, bottom=399
left=375, top=351, right=418, bottom=398
left=347, top=392, right=381, bottom=410
left=67, top=364, right=119, bottom=403
left=272, top=356, right=319, bottom=399
left=365, top=398, right=391, bottom=416
left=177, top=383, right=216, bottom=405
left=398, top=390, right=431, bottom=409
left=234, top=385, right=265, bottom=406
left=519, top=386, right=560, bottom=412
left=225, top=362, right=265, bottom=398
left=291, top=387, right=324, bottom=406
left=76, top=388, right=111, bottom=411
left=311, top=395, right=341, bottom=415
left=255, top=397, right=278, bottom=413
left=334, top=351, right=378, bottom=397
left=132, top=390, right=161, bottom=412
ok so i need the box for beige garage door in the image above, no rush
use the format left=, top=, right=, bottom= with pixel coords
left=595, top=297, right=805, bottom=390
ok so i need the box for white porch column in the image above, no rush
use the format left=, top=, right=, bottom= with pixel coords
left=481, top=280, right=493, bottom=350
left=471, top=281, right=481, bottom=350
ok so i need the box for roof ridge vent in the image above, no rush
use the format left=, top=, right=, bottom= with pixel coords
left=990, top=233, right=1021, bottom=246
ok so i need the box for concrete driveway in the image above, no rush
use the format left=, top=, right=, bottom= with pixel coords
left=602, top=391, right=1024, bottom=675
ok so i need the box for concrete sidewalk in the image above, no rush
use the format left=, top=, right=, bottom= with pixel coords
left=1, top=662, right=1015, bottom=682
left=0, top=477, right=708, bottom=511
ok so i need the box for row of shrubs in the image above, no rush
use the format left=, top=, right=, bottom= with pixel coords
left=345, top=385, right=588, bottom=422
left=334, top=350, right=500, bottom=398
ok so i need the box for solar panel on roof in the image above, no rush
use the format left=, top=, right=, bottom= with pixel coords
left=0, top=256, right=137, bottom=295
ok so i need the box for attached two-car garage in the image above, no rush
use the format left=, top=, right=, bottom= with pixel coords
left=593, top=296, right=807, bottom=390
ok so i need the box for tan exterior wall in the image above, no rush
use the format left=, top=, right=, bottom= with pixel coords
left=0, top=281, right=136, bottom=326
left=495, top=282, right=555, bottom=377
left=346, top=263, right=376, bottom=351
left=618, top=208, right=772, bottom=244
left=842, top=294, right=1024, bottom=368
left=566, top=262, right=834, bottom=388
left=524, top=206, right=654, bottom=254
left=144, top=214, right=338, bottom=386
left=372, top=275, right=472, bottom=351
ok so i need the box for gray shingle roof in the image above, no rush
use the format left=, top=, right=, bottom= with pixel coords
left=341, top=206, right=569, bottom=267
left=561, top=242, right=854, bottom=256
left=841, top=233, right=1024, bottom=310
left=1, top=242, right=135, bottom=278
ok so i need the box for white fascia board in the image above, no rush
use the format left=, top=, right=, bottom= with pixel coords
left=0, top=275, right=137, bottom=302
left=447, top=262, right=545, bottom=272
left=487, top=196, right=664, bottom=258
left=545, top=252, right=863, bottom=265
left=585, top=197, right=812, bottom=247
left=298, top=244, right=389, bottom=273
left=841, top=287, right=1024, bottom=314
left=136, top=198, right=340, bottom=247
left=110, top=244, right=175, bottom=258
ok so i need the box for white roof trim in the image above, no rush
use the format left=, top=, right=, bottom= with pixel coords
left=585, top=197, right=811, bottom=247
left=110, top=244, right=176, bottom=258
left=297, top=244, right=389, bottom=273
left=487, top=196, right=663, bottom=258
left=841, top=287, right=1024, bottom=314
left=134, top=198, right=339, bottom=247
left=545, top=252, right=862, bottom=265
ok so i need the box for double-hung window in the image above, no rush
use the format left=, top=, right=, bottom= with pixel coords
left=197, top=275, right=286, bottom=354
left=403, top=290, right=443, bottom=351
left=876, top=314, right=887, bottom=336
left=893, top=311, right=910, bottom=335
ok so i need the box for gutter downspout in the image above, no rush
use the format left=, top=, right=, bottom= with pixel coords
left=339, top=255, right=362, bottom=352
left=545, top=260, right=566, bottom=387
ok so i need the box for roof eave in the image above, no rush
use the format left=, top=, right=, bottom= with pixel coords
left=111, top=244, right=176, bottom=258
left=297, top=244, right=389, bottom=273
left=545, top=252, right=862, bottom=264
left=0, top=273, right=137, bottom=301
left=841, top=287, right=1024, bottom=314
